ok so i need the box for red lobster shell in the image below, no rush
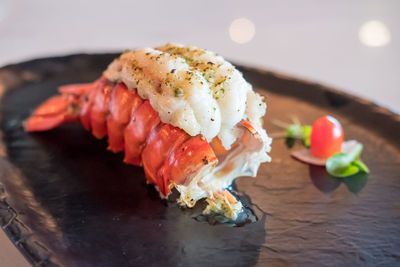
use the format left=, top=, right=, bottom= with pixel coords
left=25, top=76, right=258, bottom=200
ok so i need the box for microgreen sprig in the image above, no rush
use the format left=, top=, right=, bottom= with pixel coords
left=271, top=116, right=311, bottom=148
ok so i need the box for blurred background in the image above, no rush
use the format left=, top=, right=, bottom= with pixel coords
left=0, top=0, right=399, bottom=112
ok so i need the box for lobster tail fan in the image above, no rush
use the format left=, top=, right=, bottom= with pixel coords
left=24, top=95, right=80, bottom=132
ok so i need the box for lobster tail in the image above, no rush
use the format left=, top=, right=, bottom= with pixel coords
left=24, top=80, right=98, bottom=132
left=23, top=44, right=274, bottom=220
left=25, top=77, right=219, bottom=197
left=25, top=74, right=269, bottom=219
left=24, top=94, right=80, bottom=132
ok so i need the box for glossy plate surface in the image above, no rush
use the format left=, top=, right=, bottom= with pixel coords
left=0, top=54, right=399, bottom=266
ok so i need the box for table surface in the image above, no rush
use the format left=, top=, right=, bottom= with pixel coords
left=0, top=0, right=399, bottom=266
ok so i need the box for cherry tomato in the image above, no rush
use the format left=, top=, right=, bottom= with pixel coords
left=310, top=115, right=344, bottom=158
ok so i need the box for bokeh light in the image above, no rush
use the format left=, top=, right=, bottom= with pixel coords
left=229, top=18, right=255, bottom=44
left=359, top=20, right=391, bottom=47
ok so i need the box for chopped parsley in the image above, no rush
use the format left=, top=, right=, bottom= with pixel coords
left=184, top=56, right=193, bottom=63
left=202, top=72, right=210, bottom=83
left=174, top=88, right=184, bottom=97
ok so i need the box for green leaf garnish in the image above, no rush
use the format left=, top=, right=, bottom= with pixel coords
left=352, top=159, right=370, bottom=173
left=326, top=143, right=369, bottom=178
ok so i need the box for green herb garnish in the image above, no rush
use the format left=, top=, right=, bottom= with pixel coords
left=270, top=117, right=311, bottom=148
left=174, top=88, right=184, bottom=97
left=285, top=124, right=311, bottom=148
left=184, top=56, right=193, bottom=63
left=326, top=143, right=369, bottom=178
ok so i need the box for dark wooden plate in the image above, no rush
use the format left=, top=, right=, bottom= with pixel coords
left=0, top=54, right=399, bottom=266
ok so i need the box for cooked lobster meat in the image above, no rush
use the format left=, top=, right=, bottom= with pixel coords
left=25, top=44, right=272, bottom=219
